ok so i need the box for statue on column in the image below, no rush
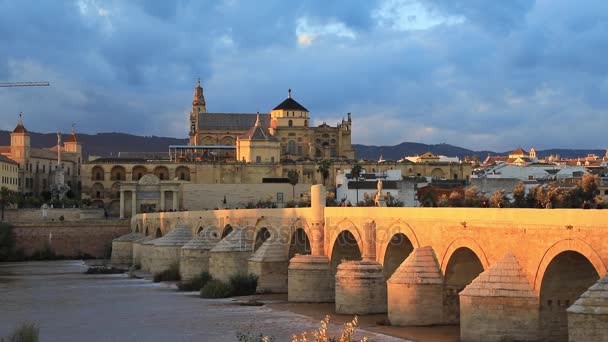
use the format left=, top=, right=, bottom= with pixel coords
left=50, top=129, right=70, bottom=201
left=374, top=179, right=387, bottom=207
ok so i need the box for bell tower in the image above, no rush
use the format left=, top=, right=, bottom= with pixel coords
left=10, top=112, right=31, bottom=167
left=189, top=78, right=206, bottom=145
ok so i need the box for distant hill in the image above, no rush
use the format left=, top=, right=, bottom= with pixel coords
left=1, top=130, right=603, bottom=161
left=0, top=131, right=188, bottom=157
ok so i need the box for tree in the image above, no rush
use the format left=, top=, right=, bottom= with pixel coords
left=0, top=187, right=14, bottom=221
left=448, top=190, right=463, bottom=207
left=351, top=161, right=363, bottom=205
left=464, top=186, right=482, bottom=207
left=438, top=194, right=450, bottom=207
left=287, top=170, right=299, bottom=201
left=489, top=189, right=507, bottom=208
left=579, top=173, right=600, bottom=202
left=385, top=193, right=404, bottom=207
left=512, top=182, right=526, bottom=208
left=317, top=159, right=331, bottom=186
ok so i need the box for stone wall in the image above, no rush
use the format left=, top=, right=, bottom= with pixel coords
left=12, top=220, right=130, bottom=258
left=182, top=183, right=312, bottom=210
left=4, top=208, right=105, bottom=222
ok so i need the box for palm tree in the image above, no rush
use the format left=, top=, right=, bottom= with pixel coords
left=287, top=170, right=299, bottom=202
left=351, top=162, right=363, bottom=205
left=317, top=159, right=331, bottom=186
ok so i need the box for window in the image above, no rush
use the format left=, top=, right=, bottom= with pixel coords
left=304, top=120, right=308, bottom=126
left=297, top=145, right=303, bottom=155
left=270, top=157, right=275, bottom=163
left=42, top=165, right=45, bottom=173
left=288, top=120, right=293, bottom=127
left=288, top=140, right=296, bottom=154
left=255, top=156, right=261, bottom=163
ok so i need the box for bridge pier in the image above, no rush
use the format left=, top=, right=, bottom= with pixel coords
left=459, top=254, right=539, bottom=342
left=148, top=224, right=193, bottom=275
left=249, top=235, right=289, bottom=293
left=288, top=254, right=334, bottom=302
left=567, top=275, right=608, bottom=342
left=387, top=246, right=444, bottom=326
left=111, top=232, right=143, bottom=268
left=179, top=227, right=219, bottom=281
left=208, top=227, right=254, bottom=282
left=335, top=221, right=386, bottom=314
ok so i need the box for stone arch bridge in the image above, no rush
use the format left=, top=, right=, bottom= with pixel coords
left=113, top=185, right=608, bottom=341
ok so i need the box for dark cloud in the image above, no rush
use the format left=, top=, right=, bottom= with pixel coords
left=0, top=0, right=607, bottom=151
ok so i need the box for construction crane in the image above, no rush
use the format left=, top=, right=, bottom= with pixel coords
left=0, top=82, right=50, bottom=87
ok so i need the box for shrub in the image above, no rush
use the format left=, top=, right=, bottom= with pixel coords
left=229, top=273, right=258, bottom=296
left=200, top=279, right=234, bottom=298
left=85, top=266, right=124, bottom=275
left=153, top=263, right=181, bottom=283
left=1, top=322, right=39, bottom=342
left=177, top=271, right=212, bottom=291
left=236, top=331, right=275, bottom=342
left=30, top=243, right=57, bottom=261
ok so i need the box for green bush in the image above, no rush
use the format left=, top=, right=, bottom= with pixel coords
left=177, top=271, right=212, bottom=291
left=200, top=280, right=234, bottom=298
left=0, top=222, right=16, bottom=262
left=1, top=322, right=39, bottom=342
left=153, top=263, right=181, bottom=282
left=229, top=273, right=258, bottom=296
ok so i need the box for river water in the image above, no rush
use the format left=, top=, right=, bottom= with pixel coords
left=0, top=261, right=404, bottom=342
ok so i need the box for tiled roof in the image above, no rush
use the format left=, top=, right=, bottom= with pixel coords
left=387, top=246, right=443, bottom=284
left=240, top=124, right=277, bottom=141
left=460, top=253, right=535, bottom=298
left=0, top=155, right=18, bottom=164
left=272, top=97, right=309, bottom=112
left=567, top=275, right=608, bottom=315
left=12, top=123, right=27, bottom=134
left=198, top=113, right=270, bottom=131
left=510, top=147, right=527, bottom=155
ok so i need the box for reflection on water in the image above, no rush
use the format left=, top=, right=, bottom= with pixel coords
left=0, top=261, right=401, bottom=342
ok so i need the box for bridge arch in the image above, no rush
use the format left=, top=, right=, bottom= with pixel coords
left=253, top=227, right=271, bottom=252
left=440, top=237, right=490, bottom=274
left=377, top=220, right=420, bottom=265
left=155, top=227, right=162, bottom=238
left=535, top=239, right=605, bottom=341
left=288, top=228, right=311, bottom=259
left=327, top=218, right=364, bottom=261
left=441, top=238, right=488, bottom=324
left=221, top=224, right=233, bottom=239
left=382, top=233, right=415, bottom=279
left=329, top=229, right=363, bottom=277
left=533, top=238, right=606, bottom=293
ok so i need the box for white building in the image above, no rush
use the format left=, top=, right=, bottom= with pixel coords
left=473, top=163, right=588, bottom=182
left=336, top=168, right=402, bottom=206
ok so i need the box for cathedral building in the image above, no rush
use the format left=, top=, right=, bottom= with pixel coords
left=184, top=80, right=355, bottom=162
left=0, top=114, right=83, bottom=196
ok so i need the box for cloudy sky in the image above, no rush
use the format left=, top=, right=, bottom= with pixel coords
left=1, top=0, right=607, bottom=151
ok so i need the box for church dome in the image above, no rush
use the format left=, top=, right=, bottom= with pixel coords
left=272, top=89, right=308, bottom=112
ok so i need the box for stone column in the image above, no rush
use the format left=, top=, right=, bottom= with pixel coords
left=172, top=190, right=178, bottom=210
left=362, top=221, right=376, bottom=262
left=131, top=190, right=137, bottom=217
left=119, top=190, right=125, bottom=219
left=310, top=184, right=325, bottom=256
left=160, top=190, right=165, bottom=211
left=288, top=184, right=333, bottom=303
